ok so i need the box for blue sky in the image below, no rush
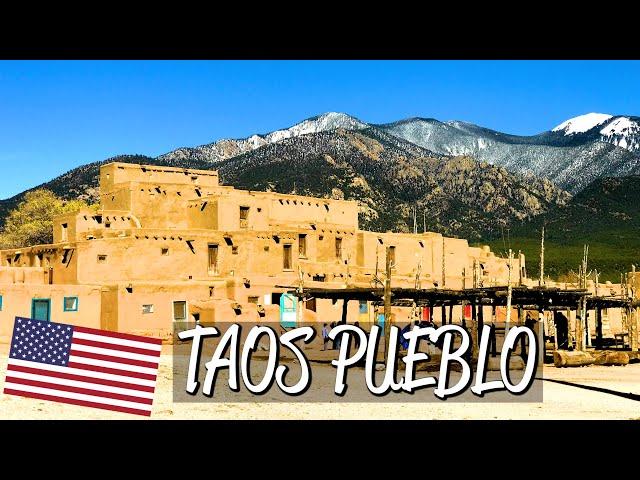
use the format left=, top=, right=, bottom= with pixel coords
left=1, top=60, right=639, bottom=198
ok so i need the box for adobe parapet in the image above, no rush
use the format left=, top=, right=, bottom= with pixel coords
left=100, top=162, right=220, bottom=193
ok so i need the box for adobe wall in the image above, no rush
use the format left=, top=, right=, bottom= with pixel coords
left=0, top=283, right=102, bottom=338
left=100, top=163, right=219, bottom=193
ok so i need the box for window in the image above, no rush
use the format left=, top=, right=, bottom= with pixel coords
left=105, top=223, right=111, bottom=229
left=240, top=206, right=250, bottom=228
left=61, top=223, right=68, bottom=242
left=97, top=254, right=107, bottom=264
left=208, top=244, right=219, bottom=274
left=14, top=253, right=21, bottom=264
left=248, top=296, right=259, bottom=304
left=161, top=247, right=170, bottom=256
left=61, top=250, right=72, bottom=265
left=173, top=301, right=187, bottom=321
left=389, top=246, right=396, bottom=266
left=63, top=297, right=78, bottom=312
left=335, top=237, right=343, bottom=259
left=142, top=304, right=154, bottom=314
left=359, top=300, right=368, bottom=314
left=298, top=234, right=307, bottom=257
left=283, top=244, right=293, bottom=270
left=271, top=292, right=283, bottom=305
left=232, top=246, right=239, bottom=255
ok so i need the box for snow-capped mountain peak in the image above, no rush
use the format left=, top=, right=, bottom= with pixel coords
left=265, top=112, right=367, bottom=143
left=552, top=113, right=613, bottom=135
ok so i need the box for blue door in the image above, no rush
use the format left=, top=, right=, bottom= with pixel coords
left=279, top=293, right=297, bottom=328
left=31, top=299, right=51, bottom=321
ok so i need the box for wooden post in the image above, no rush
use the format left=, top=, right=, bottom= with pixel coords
left=505, top=249, right=513, bottom=337
left=538, top=310, right=545, bottom=368
left=471, top=302, right=478, bottom=359
left=478, top=303, right=484, bottom=345
left=630, top=307, right=639, bottom=352
left=595, top=307, right=603, bottom=349
left=539, top=226, right=545, bottom=287
left=441, top=237, right=446, bottom=288
left=383, top=246, right=392, bottom=357
left=441, top=305, right=446, bottom=326
left=448, top=304, right=453, bottom=325
left=518, top=249, right=523, bottom=286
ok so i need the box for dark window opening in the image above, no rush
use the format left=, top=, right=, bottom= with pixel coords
left=209, top=286, right=215, bottom=297
left=283, top=244, right=293, bottom=270
left=389, top=246, right=396, bottom=266
left=248, top=296, right=259, bottom=304
left=335, top=237, right=343, bottom=259
left=232, top=246, right=239, bottom=255
left=224, top=236, right=233, bottom=246
left=271, top=292, right=282, bottom=305
left=97, top=254, right=107, bottom=264
left=94, top=215, right=102, bottom=224
left=298, top=234, right=307, bottom=257
left=186, top=240, right=195, bottom=254
left=161, top=248, right=169, bottom=256
left=208, top=244, right=219, bottom=274
left=312, top=274, right=326, bottom=282
left=306, top=297, right=317, bottom=311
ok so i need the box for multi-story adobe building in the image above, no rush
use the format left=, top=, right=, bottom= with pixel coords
left=0, top=162, right=522, bottom=339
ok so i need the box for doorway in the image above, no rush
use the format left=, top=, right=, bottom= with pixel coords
left=31, top=298, right=51, bottom=321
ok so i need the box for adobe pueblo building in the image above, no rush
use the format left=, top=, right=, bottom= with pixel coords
left=0, top=162, right=519, bottom=339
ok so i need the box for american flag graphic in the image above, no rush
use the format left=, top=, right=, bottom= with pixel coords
left=3, top=317, right=161, bottom=417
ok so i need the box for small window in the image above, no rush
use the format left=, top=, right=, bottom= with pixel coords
left=94, top=215, right=103, bottom=224
left=142, top=304, right=154, bottom=314
left=389, top=246, right=396, bottom=265
left=105, top=223, right=111, bottom=229
left=335, top=237, right=343, bottom=259
left=63, top=296, right=78, bottom=312
left=240, top=206, right=250, bottom=220
left=232, top=246, right=239, bottom=255
left=97, top=254, right=107, bottom=264
left=173, top=301, right=187, bottom=321
left=209, top=286, right=215, bottom=297
left=298, top=234, right=307, bottom=257
left=161, top=247, right=170, bottom=256
left=61, top=250, right=72, bottom=264
left=271, top=292, right=283, bottom=305
left=248, top=296, right=259, bottom=304
left=208, top=244, right=219, bottom=274
left=61, top=223, right=68, bottom=242
left=283, top=244, right=293, bottom=270
left=14, top=253, right=21, bottom=264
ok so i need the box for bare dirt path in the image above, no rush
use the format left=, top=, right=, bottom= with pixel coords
left=1, top=344, right=639, bottom=419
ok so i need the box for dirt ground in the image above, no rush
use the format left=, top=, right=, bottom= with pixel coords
left=2, top=344, right=639, bottom=420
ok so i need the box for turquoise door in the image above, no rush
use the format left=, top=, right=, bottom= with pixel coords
left=31, top=299, right=51, bottom=321
left=279, top=293, right=297, bottom=328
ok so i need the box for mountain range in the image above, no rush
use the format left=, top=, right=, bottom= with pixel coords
left=1, top=110, right=639, bottom=278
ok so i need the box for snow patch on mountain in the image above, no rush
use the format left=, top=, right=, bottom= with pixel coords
left=552, top=113, right=613, bottom=135
left=599, top=117, right=640, bottom=152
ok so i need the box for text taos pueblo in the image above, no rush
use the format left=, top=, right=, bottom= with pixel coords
left=178, top=324, right=538, bottom=399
